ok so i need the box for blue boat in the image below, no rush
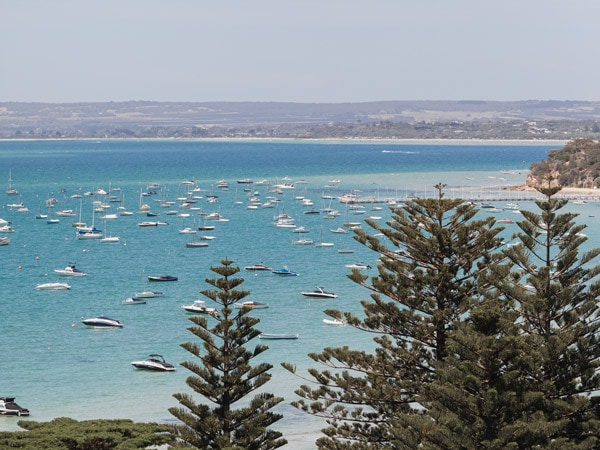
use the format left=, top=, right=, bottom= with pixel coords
left=271, top=266, right=298, bottom=276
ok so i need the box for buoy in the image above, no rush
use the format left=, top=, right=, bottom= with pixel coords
left=18, top=265, right=22, bottom=270
left=35, top=256, right=40, bottom=260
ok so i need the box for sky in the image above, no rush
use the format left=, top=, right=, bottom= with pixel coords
left=2, top=0, right=600, bottom=104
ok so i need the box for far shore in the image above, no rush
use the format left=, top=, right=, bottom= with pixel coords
left=0, top=137, right=571, bottom=146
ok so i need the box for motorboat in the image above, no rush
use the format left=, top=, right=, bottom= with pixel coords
left=131, top=354, right=176, bottom=372
left=301, top=286, right=338, bottom=299
left=292, top=238, right=314, bottom=245
left=53, top=263, right=87, bottom=277
left=271, top=267, right=299, bottom=276
left=244, top=262, right=272, bottom=271
left=259, top=333, right=299, bottom=340
left=148, top=275, right=178, bottom=282
left=0, top=237, right=9, bottom=246
left=122, top=297, right=147, bottom=305
left=181, top=300, right=217, bottom=315
left=323, top=318, right=345, bottom=326
left=36, top=282, right=71, bottom=290
left=233, top=301, right=269, bottom=309
left=81, top=316, right=123, bottom=328
left=133, top=290, right=163, bottom=298
left=138, top=221, right=158, bottom=227
left=345, top=262, right=372, bottom=270
left=0, top=397, right=29, bottom=416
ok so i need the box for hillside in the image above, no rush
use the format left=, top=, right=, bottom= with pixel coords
left=1, top=100, right=600, bottom=140
left=527, top=139, right=600, bottom=188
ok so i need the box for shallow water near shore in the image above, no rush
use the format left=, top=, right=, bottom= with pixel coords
left=2, top=139, right=595, bottom=448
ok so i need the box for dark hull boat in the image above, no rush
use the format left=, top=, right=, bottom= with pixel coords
left=147, top=275, right=178, bottom=282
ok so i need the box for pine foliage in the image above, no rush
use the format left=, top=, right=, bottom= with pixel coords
left=283, top=184, right=504, bottom=448
left=169, top=258, right=286, bottom=450
left=487, top=184, right=600, bottom=447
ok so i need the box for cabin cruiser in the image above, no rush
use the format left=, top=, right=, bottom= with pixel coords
left=81, top=316, right=123, bottom=328
left=131, top=354, right=176, bottom=371
left=0, top=397, right=29, bottom=416
left=53, top=263, right=87, bottom=277
left=181, top=300, right=217, bottom=315
left=244, top=262, right=272, bottom=271
left=36, top=282, right=71, bottom=290
left=301, top=286, right=338, bottom=299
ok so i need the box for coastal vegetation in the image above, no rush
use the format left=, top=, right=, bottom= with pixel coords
left=528, top=139, right=600, bottom=189
left=169, top=259, right=286, bottom=449
left=0, top=418, right=173, bottom=449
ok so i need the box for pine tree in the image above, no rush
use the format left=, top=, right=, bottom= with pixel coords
left=169, top=259, right=287, bottom=450
left=283, top=184, right=504, bottom=449
left=491, top=185, right=600, bottom=448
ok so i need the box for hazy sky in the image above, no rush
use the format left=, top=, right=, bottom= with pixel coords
left=2, top=0, right=599, bottom=103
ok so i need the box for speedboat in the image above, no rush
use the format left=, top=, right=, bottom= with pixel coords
left=148, top=275, right=178, bottom=282
left=301, top=286, right=338, bottom=299
left=271, top=267, right=299, bottom=276
left=36, top=282, right=71, bottom=290
left=181, top=300, right=217, bottom=315
left=0, top=397, right=29, bottom=416
left=234, top=301, right=269, bottom=309
left=244, top=262, right=272, bottom=271
left=53, top=263, right=87, bottom=277
left=131, top=354, right=176, bottom=372
left=81, top=316, right=123, bottom=328
left=259, top=333, right=299, bottom=340
left=345, top=262, right=372, bottom=270
left=122, top=297, right=147, bottom=305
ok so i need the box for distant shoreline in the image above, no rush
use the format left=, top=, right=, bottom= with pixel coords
left=0, top=137, right=570, bottom=146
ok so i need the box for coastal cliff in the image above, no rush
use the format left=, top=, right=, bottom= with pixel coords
left=527, top=139, right=600, bottom=189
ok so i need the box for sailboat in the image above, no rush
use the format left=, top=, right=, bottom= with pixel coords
left=46, top=206, right=60, bottom=224
left=76, top=204, right=102, bottom=239
left=6, top=170, right=19, bottom=195
left=186, top=231, right=209, bottom=248
left=134, top=270, right=164, bottom=298
left=99, top=219, right=120, bottom=243
left=314, top=226, right=334, bottom=247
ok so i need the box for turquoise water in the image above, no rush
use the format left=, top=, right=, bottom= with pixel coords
left=0, top=139, right=582, bottom=447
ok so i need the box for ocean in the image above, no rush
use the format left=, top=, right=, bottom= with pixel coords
left=1, top=139, right=589, bottom=448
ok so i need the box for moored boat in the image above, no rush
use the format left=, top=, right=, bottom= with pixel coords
left=301, top=286, right=338, bottom=299
left=244, top=262, right=272, bottom=271
left=233, top=301, right=269, bottom=309
left=271, top=266, right=299, bottom=276
left=36, top=282, right=71, bottom=290
left=259, top=333, right=299, bottom=340
left=148, top=275, right=178, bottom=282
left=0, top=397, right=29, bottom=416
left=131, top=354, right=175, bottom=371
left=122, top=297, right=147, bottom=305
left=81, top=316, right=123, bottom=328
left=181, top=300, right=217, bottom=315
left=53, top=263, right=87, bottom=277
